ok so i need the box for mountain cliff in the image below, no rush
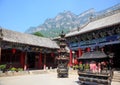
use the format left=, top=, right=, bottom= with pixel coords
left=25, top=9, right=95, bottom=38
left=25, top=4, right=120, bottom=38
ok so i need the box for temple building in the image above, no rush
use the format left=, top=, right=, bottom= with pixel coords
left=0, top=28, right=59, bottom=70
left=65, top=5, right=120, bottom=69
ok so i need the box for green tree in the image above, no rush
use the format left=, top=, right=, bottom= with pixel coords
left=33, top=32, right=44, bottom=37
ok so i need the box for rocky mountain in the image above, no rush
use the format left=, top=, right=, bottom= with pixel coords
left=25, top=4, right=120, bottom=38
left=25, top=9, right=95, bottom=38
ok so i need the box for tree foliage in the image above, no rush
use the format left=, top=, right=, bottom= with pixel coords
left=33, top=32, right=44, bottom=37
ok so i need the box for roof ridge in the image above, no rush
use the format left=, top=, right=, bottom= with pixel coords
left=91, top=8, right=120, bottom=22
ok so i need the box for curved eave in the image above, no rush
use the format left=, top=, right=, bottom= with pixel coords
left=66, top=12, right=120, bottom=37
left=77, top=51, right=107, bottom=60
left=1, top=28, right=60, bottom=49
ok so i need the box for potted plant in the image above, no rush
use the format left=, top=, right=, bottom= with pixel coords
left=84, top=63, right=90, bottom=72
left=79, top=64, right=84, bottom=71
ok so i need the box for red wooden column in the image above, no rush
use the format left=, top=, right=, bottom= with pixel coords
left=20, top=52, right=25, bottom=68
left=43, top=53, right=46, bottom=70
left=78, top=48, right=82, bottom=57
left=69, top=49, right=73, bottom=67
left=24, top=52, right=27, bottom=70
left=0, top=47, right=1, bottom=63
left=38, top=53, right=42, bottom=69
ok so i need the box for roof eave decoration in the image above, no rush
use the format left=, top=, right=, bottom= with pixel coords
left=66, top=10, right=120, bottom=37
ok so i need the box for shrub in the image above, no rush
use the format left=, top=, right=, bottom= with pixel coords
left=73, top=65, right=79, bottom=70
left=17, top=68, right=23, bottom=71
left=79, top=64, right=84, bottom=71
left=10, top=67, right=17, bottom=71
left=0, top=64, right=6, bottom=72
left=84, top=63, right=90, bottom=70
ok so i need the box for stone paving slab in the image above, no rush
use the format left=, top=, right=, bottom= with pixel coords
left=0, top=73, right=78, bottom=85
left=0, top=69, right=120, bottom=85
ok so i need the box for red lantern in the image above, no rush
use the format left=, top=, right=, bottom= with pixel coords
left=12, top=48, right=16, bottom=54
left=74, top=59, right=78, bottom=65
left=101, top=47, right=104, bottom=52
left=87, top=47, right=91, bottom=52
left=51, top=53, right=54, bottom=57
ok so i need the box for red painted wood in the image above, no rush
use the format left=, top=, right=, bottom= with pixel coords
left=20, top=52, right=25, bottom=68
left=69, top=49, right=73, bottom=66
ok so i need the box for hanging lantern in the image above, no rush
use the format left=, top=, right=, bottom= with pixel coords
left=12, top=48, right=16, bottom=54
left=87, top=47, right=91, bottom=52
left=101, top=47, right=104, bottom=52
left=51, top=53, right=54, bottom=57
left=74, top=59, right=78, bottom=65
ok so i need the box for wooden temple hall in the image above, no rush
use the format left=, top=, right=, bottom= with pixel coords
left=66, top=7, right=120, bottom=69
left=0, top=28, right=59, bottom=70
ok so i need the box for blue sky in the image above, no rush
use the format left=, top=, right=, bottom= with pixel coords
left=0, top=0, right=120, bottom=33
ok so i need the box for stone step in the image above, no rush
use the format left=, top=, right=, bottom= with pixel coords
left=114, top=73, right=120, bottom=75
left=113, top=78, right=120, bottom=80
left=112, top=79, right=120, bottom=82
left=114, top=75, right=120, bottom=77
left=114, top=71, right=120, bottom=74
left=113, top=74, right=120, bottom=77
left=112, top=71, right=120, bottom=82
left=29, top=70, right=48, bottom=74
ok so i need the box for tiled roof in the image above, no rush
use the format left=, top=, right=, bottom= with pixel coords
left=0, top=28, right=59, bottom=49
left=66, top=10, right=120, bottom=37
left=78, top=51, right=107, bottom=60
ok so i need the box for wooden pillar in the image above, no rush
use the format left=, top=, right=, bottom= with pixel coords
left=0, top=37, right=2, bottom=63
left=0, top=47, right=1, bottom=63
left=78, top=48, right=82, bottom=57
left=20, top=52, right=25, bottom=68
left=69, top=49, right=72, bottom=67
left=44, top=53, right=46, bottom=70
left=24, top=52, right=27, bottom=70
left=38, top=53, right=42, bottom=69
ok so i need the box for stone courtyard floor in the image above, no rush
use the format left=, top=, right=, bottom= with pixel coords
left=0, top=70, right=120, bottom=85
left=0, top=72, right=78, bottom=85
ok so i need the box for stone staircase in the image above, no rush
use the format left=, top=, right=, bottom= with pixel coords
left=112, top=71, right=120, bottom=82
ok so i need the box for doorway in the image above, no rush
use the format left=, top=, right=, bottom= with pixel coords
left=27, top=52, right=35, bottom=69
left=104, top=44, right=120, bottom=69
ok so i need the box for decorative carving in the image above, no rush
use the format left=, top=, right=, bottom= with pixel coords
left=115, top=27, right=120, bottom=34
left=87, top=33, right=92, bottom=40
left=81, top=35, right=86, bottom=41
left=93, top=32, right=99, bottom=39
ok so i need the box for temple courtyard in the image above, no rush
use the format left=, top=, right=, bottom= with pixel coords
left=0, top=70, right=120, bottom=85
